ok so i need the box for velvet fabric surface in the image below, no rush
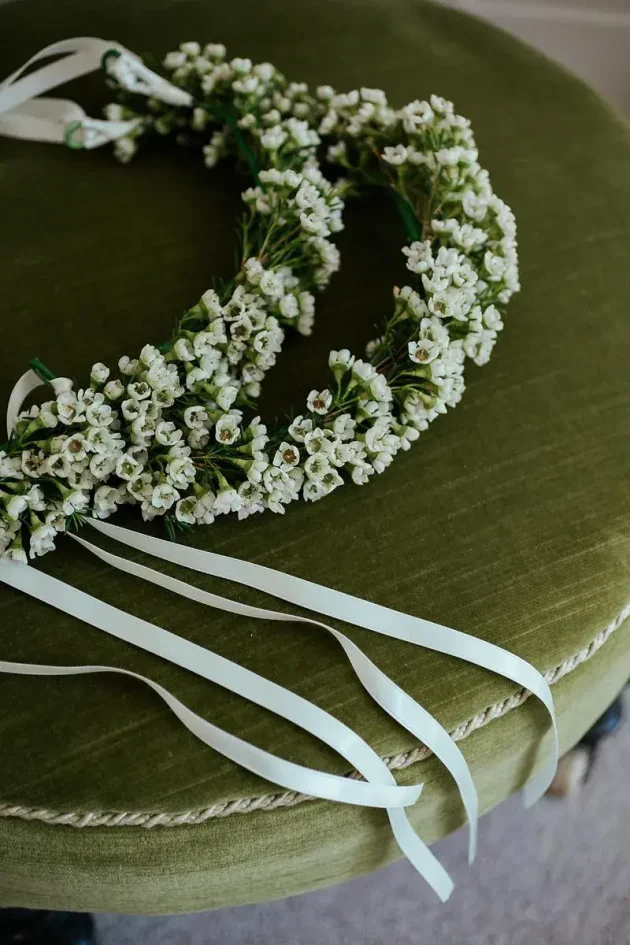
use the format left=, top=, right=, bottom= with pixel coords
left=1, top=0, right=629, bottom=913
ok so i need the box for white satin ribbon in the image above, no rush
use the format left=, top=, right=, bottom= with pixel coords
left=0, top=558, right=453, bottom=901
left=88, top=518, right=558, bottom=809
left=72, top=530, right=479, bottom=862
left=2, top=372, right=480, bottom=868
left=3, top=370, right=462, bottom=897
left=0, top=657, right=422, bottom=810
left=0, top=37, right=191, bottom=148
left=5, top=369, right=73, bottom=435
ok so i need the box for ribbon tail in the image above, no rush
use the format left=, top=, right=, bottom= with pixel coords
left=74, top=530, right=479, bottom=864
left=0, top=658, right=422, bottom=809
left=0, top=558, right=454, bottom=901
left=89, top=519, right=558, bottom=806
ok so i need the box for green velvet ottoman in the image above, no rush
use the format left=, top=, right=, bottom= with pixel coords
left=1, top=0, right=630, bottom=915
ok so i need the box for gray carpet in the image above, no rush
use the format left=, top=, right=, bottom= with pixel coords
left=96, top=695, right=629, bottom=945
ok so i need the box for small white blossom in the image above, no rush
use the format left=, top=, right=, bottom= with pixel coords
left=214, top=485, right=242, bottom=514
left=3, top=494, right=28, bottom=520
left=304, top=453, right=331, bottom=481
left=61, top=489, right=89, bottom=516
left=329, top=349, right=355, bottom=381
left=350, top=360, right=378, bottom=386
left=369, top=375, right=392, bottom=403
left=482, top=304, right=503, bottom=331
left=483, top=251, right=507, bottom=282
left=186, top=367, right=210, bottom=391
left=279, top=294, right=299, bottom=319
left=62, top=433, right=88, bottom=462
left=116, top=453, right=143, bottom=481
left=127, top=380, right=152, bottom=401
left=155, top=421, right=184, bottom=447
left=273, top=442, right=300, bottom=469
left=175, top=496, right=197, bottom=524
left=332, top=414, right=355, bottom=441
left=304, top=428, right=334, bottom=456
left=90, top=362, right=110, bottom=386
left=25, top=485, right=46, bottom=511
left=151, top=483, right=179, bottom=510
left=119, top=356, right=140, bottom=376
left=56, top=391, right=85, bottom=426
left=0, top=452, right=23, bottom=479
left=174, top=338, right=196, bottom=361
left=29, top=523, right=57, bottom=558
left=89, top=454, right=118, bottom=480
left=288, top=415, right=313, bottom=442
left=381, top=144, right=408, bottom=166
left=167, top=457, right=196, bottom=488
left=104, top=379, right=125, bottom=400
left=261, top=125, right=287, bottom=151
left=306, top=389, right=333, bottom=415
left=93, top=485, right=120, bottom=519
left=194, top=491, right=216, bottom=524
left=200, top=289, right=223, bottom=319
left=4, top=538, right=27, bottom=564
left=402, top=240, right=434, bottom=274
left=184, top=406, right=208, bottom=429
left=22, top=451, right=44, bottom=478
left=400, top=99, right=434, bottom=133
left=86, top=399, right=114, bottom=427
left=215, top=414, right=241, bottom=445
left=216, top=384, right=239, bottom=411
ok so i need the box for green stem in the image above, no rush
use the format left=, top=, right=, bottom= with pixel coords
left=29, top=359, right=57, bottom=384
left=392, top=191, right=423, bottom=243
left=212, top=104, right=260, bottom=184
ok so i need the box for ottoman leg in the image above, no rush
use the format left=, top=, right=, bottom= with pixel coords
left=547, top=684, right=627, bottom=797
left=0, top=909, right=96, bottom=945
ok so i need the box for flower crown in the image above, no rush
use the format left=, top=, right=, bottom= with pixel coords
left=0, top=40, right=519, bottom=561
left=0, top=39, right=560, bottom=906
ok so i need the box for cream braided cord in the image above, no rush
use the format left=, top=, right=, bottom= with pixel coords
left=1, top=600, right=626, bottom=830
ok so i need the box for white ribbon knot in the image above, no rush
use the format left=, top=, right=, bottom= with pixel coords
left=0, top=37, right=191, bottom=148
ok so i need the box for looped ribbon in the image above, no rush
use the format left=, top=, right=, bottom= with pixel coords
left=0, top=41, right=559, bottom=897
left=0, top=36, right=191, bottom=148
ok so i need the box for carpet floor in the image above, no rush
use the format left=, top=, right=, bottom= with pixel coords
left=96, top=694, right=629, bottom=945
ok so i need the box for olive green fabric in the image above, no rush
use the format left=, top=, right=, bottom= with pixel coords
left=1, top=0, right=630, bottom=914
left=1, top=625, right=628, bottom=914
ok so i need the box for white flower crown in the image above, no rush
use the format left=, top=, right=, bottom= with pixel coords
left=0, top=41, right=561, bottom=906
left=0, top=40, right=519, bottom=561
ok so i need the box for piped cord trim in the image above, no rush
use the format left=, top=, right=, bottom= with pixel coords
left=1, top=600, right=627, bottom=830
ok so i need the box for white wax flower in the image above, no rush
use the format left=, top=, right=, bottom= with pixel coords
left=167, top=457, right=196, bottom=488
left=273, top=442, right=300, bottom=470
left=4, top=495, right=28, bottom=520
left=175, top=496, right=197, bottom=524
left=306, top=389, right=333, bottom=415
left=151, top=483, right=179, bottom=511
left=29, top=524, right=56, bottom=558
left=116, top=453, right=143, bottom=481
left=215, top=414, right=241, bottom=445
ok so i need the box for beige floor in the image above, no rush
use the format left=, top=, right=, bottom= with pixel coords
left=97, top=695, right=629, bottom=944
left=442, top=0, right=630, bottom=114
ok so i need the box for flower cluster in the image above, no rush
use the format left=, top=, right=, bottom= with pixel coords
left=0, top=41, right=519, bottom=561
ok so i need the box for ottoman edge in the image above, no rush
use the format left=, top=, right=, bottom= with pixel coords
left=1, top=597, right=628, bottom=830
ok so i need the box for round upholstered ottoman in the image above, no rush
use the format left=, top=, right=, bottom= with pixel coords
left=1, top=0, right=629, bottom=915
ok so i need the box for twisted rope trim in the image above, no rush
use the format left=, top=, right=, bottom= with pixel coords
left=1, top=602, right=628, bottom=830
